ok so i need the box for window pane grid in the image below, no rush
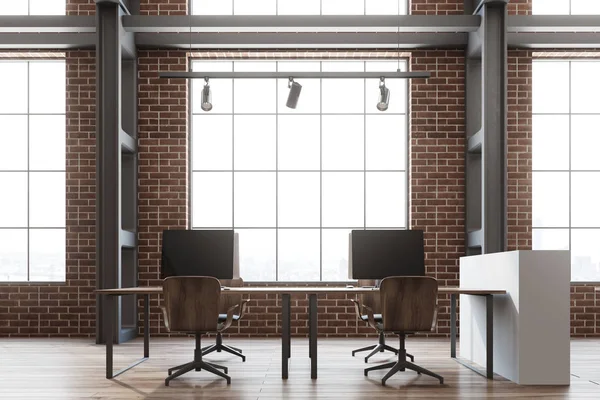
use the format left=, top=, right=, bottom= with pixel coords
left=191, top=0, right=408, bottom=16
left=532, top=59, right=600, bottom=282
left=191, top=59, right=408, bottom=281
left=0, top=1, right=65, bottom=15
left=533, top=0, right=600, bottom=15
left=0, top=60, right=65, bottom=282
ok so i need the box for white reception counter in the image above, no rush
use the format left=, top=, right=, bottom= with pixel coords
left=459, top=250, right=570, bottom=385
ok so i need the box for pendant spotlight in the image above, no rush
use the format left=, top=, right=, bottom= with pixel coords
left=286, top=77, right=302, bottom=109
left=201, top=77, right=212, bottom=112
left=377, top=77, right=390, bottom=112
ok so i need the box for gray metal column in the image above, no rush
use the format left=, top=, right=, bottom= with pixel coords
left=480, top=0, right=508, bottom=254
left=465, top=0, right=508, bottom=255
left=96, top=0, right=139, bottom=345
left=96, top=0, right=122, bottom=345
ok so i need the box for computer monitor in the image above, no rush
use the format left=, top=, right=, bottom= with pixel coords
left=161, top=230, right=238, bottom=279
left=348, top=230, right=425, bottom=280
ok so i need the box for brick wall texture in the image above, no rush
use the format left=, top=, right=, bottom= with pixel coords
left=2, top=0, right=600, bottom=338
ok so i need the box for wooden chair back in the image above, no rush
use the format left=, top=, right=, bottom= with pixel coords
left=162, top=276, right=221, bottom=333
left=357, top=279, right=381, bottom=312
left=219, top=277, right=244, bottom=315
left=380, top=276, right=438, bottom=332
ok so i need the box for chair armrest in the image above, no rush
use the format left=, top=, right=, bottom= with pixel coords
left=360, top=303, right=377, bottom=331
left=431, top=304, right=438, bottom=331
left=220, top=303, right=240, bottom=331
left=350, top=298, right=362, bottom=320
left=238, top=299, right=250, bottom=319
left=160, top=306, right=170, bottom=332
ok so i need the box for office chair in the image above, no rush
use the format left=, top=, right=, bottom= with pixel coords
left=351, top=279, right=414, bottom=363
left=202, top=278, right=249, bottom=361
left=161, top=276, right=240, bottom=386
left=362, top=276, right=444, bottom=385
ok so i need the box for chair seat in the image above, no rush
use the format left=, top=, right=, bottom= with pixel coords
left=361, top=314, right=383, bottom=322
left=218, top=314, right=240, bottom=322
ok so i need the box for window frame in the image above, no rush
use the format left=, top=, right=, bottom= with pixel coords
left=189, top=58, right=410, bottom=282
left=0, top=0, right=66, bottom=15
left=532, top=0, right=600, bottom=15
left=532, top=58, right=600, bottom=283
left=190, top=0, right=409, bottom=16
left=0, top=59, right=67, bottom=283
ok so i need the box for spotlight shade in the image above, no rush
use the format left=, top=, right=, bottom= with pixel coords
left=286, top=81, right=302, bottom=109
left=201, top=84, right=212, bottom=112
left=377, top=84, right=390, bottom=112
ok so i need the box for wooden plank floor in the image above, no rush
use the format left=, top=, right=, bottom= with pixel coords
left=1, top=337, right=599, bottom=399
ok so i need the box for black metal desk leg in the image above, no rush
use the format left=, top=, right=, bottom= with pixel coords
left=450, top=293, right=456, bottom=358
left=287, top=296, right=291, bottom=359
left=106, top=295, right=114, bottom=379
left=282, top=294, right=290, bottom=379
left=309, top=294, right=317, bottom=379
left=308, top=295, right=312, bottom=359
left=486, top=294, right=494, bottom=379
left=144, top=294, right=150, bottom=358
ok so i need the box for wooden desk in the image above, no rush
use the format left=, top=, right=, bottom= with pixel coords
left=96, top=286, right=506, bottom=380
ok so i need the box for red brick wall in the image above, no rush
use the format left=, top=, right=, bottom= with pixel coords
left=140, top=0, right=187, bottom=16
left=411, top=0, right=464, bottom=15
left=508, top=0, right=532, bottom=15
left=0, top=51, right=97, bottom=337
left=137, top=50, right=189, bottom=335
left=410, top=50, right=466, bottom=335
left=507, top=50, right=532, bottom=251
left=66, top=0, right=95, bottom=16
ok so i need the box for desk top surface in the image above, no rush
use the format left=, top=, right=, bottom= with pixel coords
left=95, top=286, right=506, bottom=296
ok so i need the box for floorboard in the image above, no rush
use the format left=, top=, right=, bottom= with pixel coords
left=0, top=338, right=598, bottom=399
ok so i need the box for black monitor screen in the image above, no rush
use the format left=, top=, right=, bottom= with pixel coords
left=161, top=230, right=234, bottom=279
left=350, top=230, right=425, bottom=280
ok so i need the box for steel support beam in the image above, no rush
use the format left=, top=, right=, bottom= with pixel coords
left=96, top=0, right=123, bottom=345
left=0, top=16, right=95, bottom=32
left=480, top=1, right=508, bottom=254
left=508, top=32, right=600, bottom=49
left=508, top=15, right=600, bottom=32
left=135, top=31, right=468, bottom=49
left=123, top=15, right=480, bottom=33
left=0, top=33, right=94, bottom=49
left=465, top=1, right=507, bottom=254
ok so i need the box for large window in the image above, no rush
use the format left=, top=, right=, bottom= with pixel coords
left=532, top=60, right=600, bottom=282
left=191, top=0, right=407, bottom=15
left=0, top=0, right=65, bottom=15
left=533, top=0, right=600, bottom=14
left=191, top=59, right=408, bottom=281
left=0, top=60, right=66, bottom=282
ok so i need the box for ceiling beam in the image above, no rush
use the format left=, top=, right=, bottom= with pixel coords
left=0, top=33, right=95, bottom=49
left=0, top=16, right=95, bottom=33
left=508, top=32, right=600, bottom=48
left=508, top=15, right=600, bottom=33
left=135, top=32, right=468, bottom=49
left=123, top=15, right=481, bottom=33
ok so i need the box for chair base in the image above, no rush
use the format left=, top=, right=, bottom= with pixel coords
left=165, top=334, right=231, bottom=386
left=166, top=360, right=231, bottom=386
left=352, top=332, right=414, bottom=363
left=202, top=332, right=246, bottom=362
left=363, top=334, right=443, bottom=385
